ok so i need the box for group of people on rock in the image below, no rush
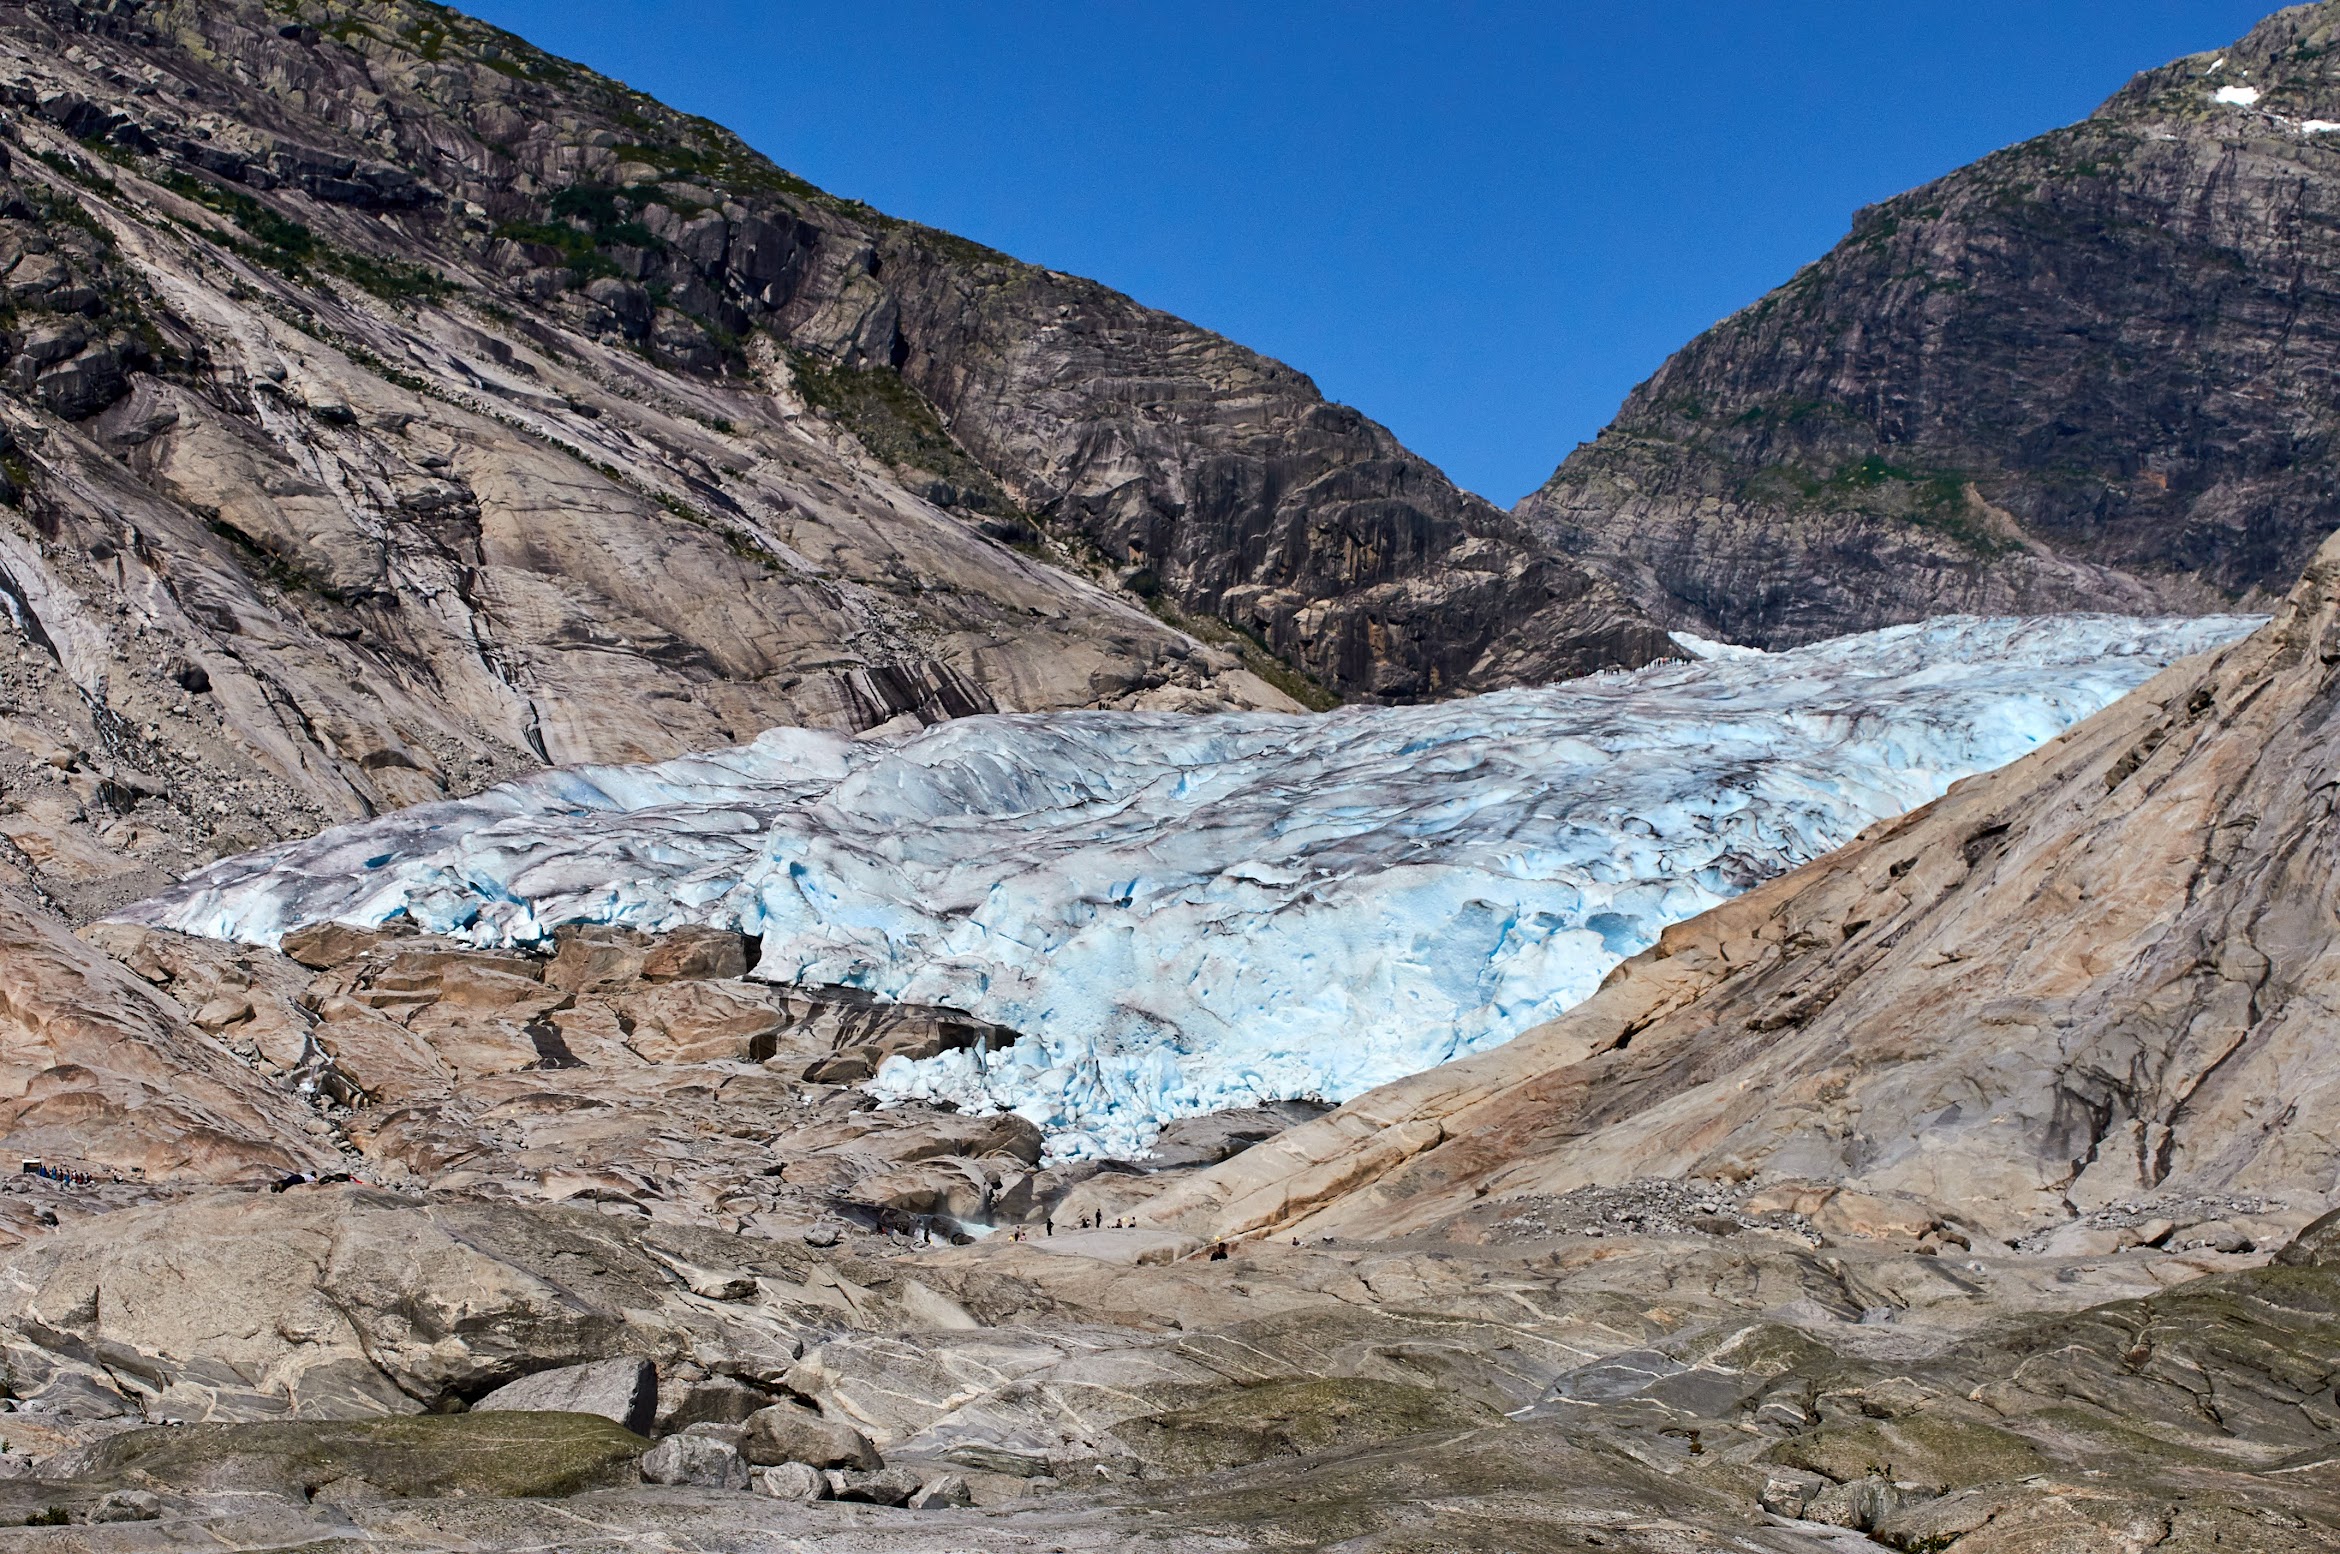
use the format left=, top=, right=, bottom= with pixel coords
left=906, top=1213, right=1153, bottom=1244
left=19, top=1161, right=92, bottom=1188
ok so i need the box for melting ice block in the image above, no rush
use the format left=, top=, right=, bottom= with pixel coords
left=125, top=613, right=2259, bottom=1158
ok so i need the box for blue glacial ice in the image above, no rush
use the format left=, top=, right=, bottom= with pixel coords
left=123, top=613, right=2260, bottom=1159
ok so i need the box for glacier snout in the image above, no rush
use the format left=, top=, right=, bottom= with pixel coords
left=123, top=613, right=2259, bottom=1159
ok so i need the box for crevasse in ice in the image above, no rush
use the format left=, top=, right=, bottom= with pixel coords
left=123, top=613, right=2259, bottom=1158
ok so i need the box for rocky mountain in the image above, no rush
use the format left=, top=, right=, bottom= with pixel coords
left=0, top=0, right=1670, bottom=925
left=1521, top=1, right=2340, bottom=646
left=0, top=4, right=2337, bottom=1549
left=0, top=527, right=2323, bottom=1554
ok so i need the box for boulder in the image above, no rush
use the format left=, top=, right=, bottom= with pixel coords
left=2276, top=1207, right=2340, bottom=1268
left=472, top=1357, right=656, bottom=1434
left=638, top=927, right=753, bottom=982
left=740, top=1402, right=882, bottom=1471
left=54, top=1414, right=647, bottom=1501
left=618, top=982, right=786, bottom=1064
left=544, top=926, right=651, bottom=993
left=1760, top=1467, right=1828, bottom=1517
left=0, top=1190, right=820, bottom=1423
left=280, top=922, right=412, bottom=971
left=830, top=1464, right=922, bottom=1505
left=654, top=1374, right=770, bottom=1434
left=909, top=1471, right=973, bottom=1509
left=639, top=1431, right=748, bottom=1489
left=1808, top=1190, right=1941, bottom=1244
left=751, top=1461, right=828, bottom=1500
left=845, top=1155, right=999, bottom=1223
left=89, top=1489, right=162, bottom=1522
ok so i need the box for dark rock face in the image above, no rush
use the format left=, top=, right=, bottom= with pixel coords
left=1520, top=2, right=2340, bottom=646
left=849, top=244, right=1675, bottom=697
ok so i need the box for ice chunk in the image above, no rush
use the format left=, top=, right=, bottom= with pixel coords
left=123, top=614, right=2260, bottom=1159
left=1667, top=631, right=1767, bottom=662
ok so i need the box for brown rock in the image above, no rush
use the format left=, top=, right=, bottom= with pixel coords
left=544, top=927, right=651, bottom=995
left=0, top=891, right=329, bottom=1183
left=1808, top=1190, right=1942, bottom=1245
left=617, top=982, right=785, bottom=1064
left=638, top=928, right=753, bottom=982
left=280, top=922, right=413, bottom=971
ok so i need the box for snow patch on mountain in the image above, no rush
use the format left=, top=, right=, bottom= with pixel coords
left=125, top=613, right=2258, bottom=1158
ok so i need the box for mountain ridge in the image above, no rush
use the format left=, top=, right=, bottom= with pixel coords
left=0, top=0, right=1667, bottom=925
left=1520, top=0, right=2340, bottom=646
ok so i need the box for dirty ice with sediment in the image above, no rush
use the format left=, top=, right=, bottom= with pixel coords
left=125, top=613, right=2258, bottom=1159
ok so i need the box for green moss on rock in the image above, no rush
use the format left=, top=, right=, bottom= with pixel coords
left=1772, top=1409, right=2051, bottom=1492
left=73, top=1410, right=646, bottom=1502
left=1108, top=1376, right=1501, bottom=1477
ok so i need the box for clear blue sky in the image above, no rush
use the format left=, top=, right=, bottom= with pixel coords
left=464, top=2, right=2276, bottom=506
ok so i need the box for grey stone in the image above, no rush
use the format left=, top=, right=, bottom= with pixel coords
left=751, top=1461, right=829, bottom=1501
left=1758, top=1468, right=1826, bottom=1517
left=639, top=1432, right=749, bottom=1490
left=655, top=1375, right=770, bottom=1435
left=739, top=1402, right=881, bottom=1471
left=909, top=1471, right=972, bottom=1509
left=472, top=1358, right=656, bottom=1435
left=90, top=1489, right=163, bottom=1522
left=830, top=1465, right=922, bottom=1506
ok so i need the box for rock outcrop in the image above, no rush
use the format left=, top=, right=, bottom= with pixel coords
left=0, top=1186, right=2331, bottom=1549
left=0, top=887, right=327, bottom=1187
left=1521, top=2, right=2340, bottom=645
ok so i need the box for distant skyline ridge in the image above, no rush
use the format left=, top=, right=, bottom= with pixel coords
left=464, top=1, right=2273, bottom=502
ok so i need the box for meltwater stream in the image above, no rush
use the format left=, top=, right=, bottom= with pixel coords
left=125, top=614, right=2258, bottom=1158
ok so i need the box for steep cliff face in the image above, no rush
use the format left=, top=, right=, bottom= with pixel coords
left=1143, top=519, right=2340, bottom=1246
left=0, top=0, right=1665, bottom=919
left=1521, top=1, right=2340, bottom=647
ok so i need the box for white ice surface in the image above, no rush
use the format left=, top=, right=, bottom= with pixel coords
left=2215, top=83, right=2262, bottom=105
left=126, top=613, right=2259, bottom=1159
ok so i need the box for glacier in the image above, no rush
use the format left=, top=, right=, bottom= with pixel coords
left=124, top=613, right=2259, bottom=1159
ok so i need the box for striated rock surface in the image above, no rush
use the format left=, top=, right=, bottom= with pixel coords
left=1522, top=2, right=2340, bottom=646
left=0, top=885, right=328, bottom=1186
